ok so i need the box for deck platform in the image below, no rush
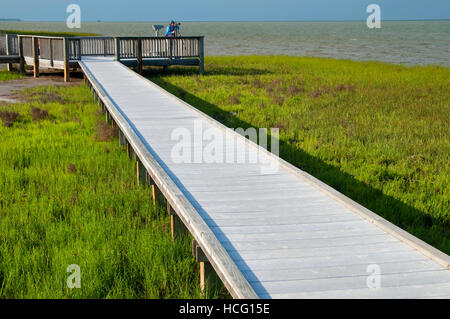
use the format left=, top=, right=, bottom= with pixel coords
left=1, top=34, right=204, bottom=81
left=79, top=56, right=450, bottom=299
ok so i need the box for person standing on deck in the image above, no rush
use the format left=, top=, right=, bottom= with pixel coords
left=165, top=20, right=177, bottom=37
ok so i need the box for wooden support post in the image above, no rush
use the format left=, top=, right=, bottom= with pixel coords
left=49, top=38, right=54, bottom=67
left=136, top=39, right=143, bottom=75
left=63, top=37, right=70, bottom=82
left=5, top=34, right=13, bottom=71
left=201, top=263, right=219, bottom=294
left=136, top=159, right=147, bottom=185
left=119, top=130, right=127, bottom=147
left=115, top=120, right=120, bottom=138
left=112, top=120, right=118, bottom=136
left=114, top=37, right=120, bottom=61
left=126, top=141, right=133, bottom=159
left=192, top=239, right=221, bottom=294
left=32, top=37, right=39, bottom=78
left=146, top=174, right=164, bottom=207
left=148, top=174, right=157, bottom=206
left=168, top=203, right=187, bottom=240
left=158, top=188, right=165, bottom=206
left=18, top=36, right=25, bottom=74
left=199, top=36, right=205, bottom=75
left=125, top=142, right=137, bottom=161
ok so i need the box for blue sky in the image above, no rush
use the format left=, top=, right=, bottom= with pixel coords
left=2, top=0, right=450, bottom=21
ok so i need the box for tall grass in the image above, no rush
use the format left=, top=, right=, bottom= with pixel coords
left=0, top=85, right=212, bottom=298
left=150, top=56, right=450, bottom=254
left=0, top=69, right=23, bottom=81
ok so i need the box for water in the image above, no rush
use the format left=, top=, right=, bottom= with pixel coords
left=1, top=21, right=449, bottom=66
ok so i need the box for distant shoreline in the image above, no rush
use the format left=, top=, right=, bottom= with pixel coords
left=1, top=19, right=449, bottom=23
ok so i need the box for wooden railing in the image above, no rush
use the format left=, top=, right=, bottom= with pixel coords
left=68, top=36, right=205, bottom=74
left=66, top=36, right=204, bottom=60
left=0, top=34, right=5, bottom=55
left=68, top=36, right=115, bottom=59
left=0, top=34, right=20, bottom=70
left=0, top=34, right=19, bottom=56
left=17, top=35, right=69, bottom=79
left=37, top=37, right=65, bottom=67
left=115, top=37, right=202, bottom=59
left=81, top=36, right=115, bottom=56
left=4, top=34, right=205, bottom=80
left=114, top=36, right=204, bottom=74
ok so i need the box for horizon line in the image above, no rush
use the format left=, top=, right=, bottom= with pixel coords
left=1, top=18, right=449, bottom=23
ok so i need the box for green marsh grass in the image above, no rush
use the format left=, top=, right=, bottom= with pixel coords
left=150, top=56, right=450, bottom=254
left=0, top=69, right=23, bottom=81
left=0, top=84, right=216, bottom=298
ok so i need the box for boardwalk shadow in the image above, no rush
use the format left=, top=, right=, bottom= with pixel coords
left=145, top=76, right=449, bottom=296
left=142, top=65, right=273, bottom=77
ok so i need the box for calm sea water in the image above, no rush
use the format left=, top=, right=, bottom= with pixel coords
left=1, top=21, right=449, bottom=66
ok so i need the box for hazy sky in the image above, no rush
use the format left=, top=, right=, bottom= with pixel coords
left=2, top=0, right=450, bottom=21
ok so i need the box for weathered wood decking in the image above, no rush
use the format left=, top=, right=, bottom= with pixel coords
left=79, top=55, right=450, bottom=299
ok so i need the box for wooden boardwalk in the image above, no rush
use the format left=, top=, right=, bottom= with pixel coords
left=78, top=56, right=450, bottom=299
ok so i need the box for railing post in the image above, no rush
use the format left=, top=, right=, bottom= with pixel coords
left=32, top=36, right=39, bottom=78
left=136, top=38, right=142, bottom=74
left=114, top=37, right=120, bottom=61
left=18, top=36, right=24, bottom=73
left=63, top=37, right=70, bottom=82
left=5, top=34, right=13, bottom=71
left=199, top=37, right=204, bottom=75
left=169, top=37, right=173, bottom=59
left=103, top=38, right=107, bottom=56
left=77, top=39, right=81, bottom=60
left=49, top=38, right=54, bottom=67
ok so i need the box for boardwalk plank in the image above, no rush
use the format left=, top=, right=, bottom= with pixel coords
left=242, top=259, right=442, bottom=283
left=229, top=241, right=415, bottom=260
left=235, top=250, right=430, bottom=272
